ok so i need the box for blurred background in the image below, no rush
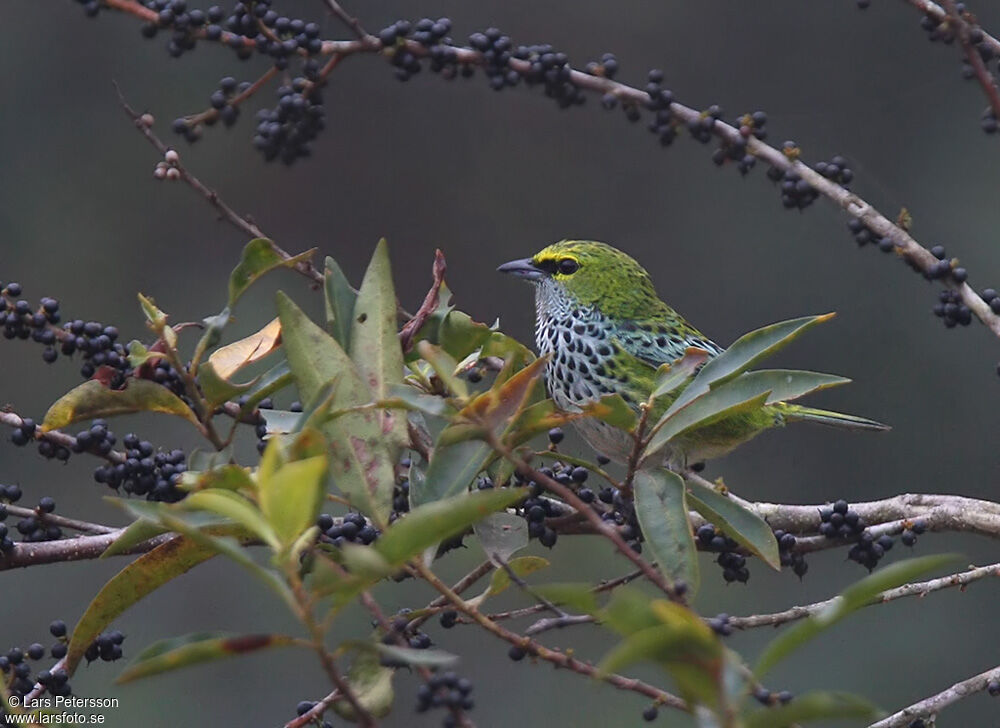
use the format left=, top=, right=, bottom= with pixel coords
left=3, top=1, right=1000, bottom=725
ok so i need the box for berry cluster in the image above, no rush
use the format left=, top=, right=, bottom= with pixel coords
left=773, top=528, right=808, bottom=578
left=382, top=609, right=433, bottom=651
left=94, top=432, right=188, bottom=502
left=253, top=73, right=327, bottom=165
left=765, top=143, right=819, bottom=210
left=818, top=499, right=866, bottom=540
left=900, top=518, right=927, bottom=547
left=415, top=670, right=475, bottom=726
left=0, top=621, right=76, bottom=700
left=706, top=613, right=732, bottom=637
left=712, top=111, right=768, bottom=175
left=11, top=497, right=63, bottom=543
left=293, top=701, right=333, bottom=728
left=753, top=687, right=794, bottom=707
left=317, top=511, right=380, bottom=547
left=696, top=524, right=749, bottom=584
left=847, top=530, right=897, bottom=571
left=83, top=630, right=126, bottom=664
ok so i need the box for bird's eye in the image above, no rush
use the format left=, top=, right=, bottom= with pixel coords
left=558, top=258, right=580, bottom=275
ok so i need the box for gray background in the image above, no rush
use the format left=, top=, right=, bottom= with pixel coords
left=3, top=1, right=1000, bottom=726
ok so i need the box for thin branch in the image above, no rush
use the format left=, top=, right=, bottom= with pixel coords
left=321, top=0, right=371, bottom=43
left=942, top=0, right=1000, bottom=121
left=868, top=663, right=1000, bottom=728
left=3, top=505, right=117, bottom=535
left=729, top=562, right=1000, bottom=630
left=283, top=689, right=341, bottom=728
left=115, top=84, right=324, bottom=285
left=0, top=410, right=125, bottom=464
left=407, top=559, right=494, bottom=630
left=411, top=559, right=689, bottom=713
left=902, top=0, right=1000, bottom=55
left=525, top=614, right=595, bottom=636
left=0, top=530, right=172, bottom=571
left=494, top=553, right=567, bottom=619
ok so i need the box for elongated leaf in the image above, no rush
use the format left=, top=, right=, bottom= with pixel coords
left=600, top=600, right=723, bottom=707
left=417, top=437, right=492, bottom=507
left=652, top=348, right=712, bottom=399
left=324, top=256, right=357, bottom=350
left=755, top=554, right=957, bottom=676
left=463, top=357, right=547, bottom=433
left=101, top=519, right=169, bottom=558
left=668, top=314, right=834, bottom=414
left=181, top=489, right=278, bottom=550
left=743, top=691, right=881, bottom=728
left=475, top=513, right=529, bottom=564
left=350, top=239, right=407, bottom=459
left=238, top=359, right=293, bottom=412
left=66, top=536, right=217, bottom=674
left=533, top=583, right=600, bottom=615
left=375, top=488, right=526, bottom=566
left=116, top=632, right=299, bottom=684
left=277, top=292, right=394, bottom=523
left=581, top=394, right=638, bottom=431
left=386, top=384, right=456, bottom=417
left=634, top=469, right=699, bottom=596
left=332, top=648, right=394, bottom=720
left=257, top=453, right=327, bottom=548
left=686, top=479, right=780, bottom=570
left=229, top=239, right=315, bottom=306
left=197, top=361, right=254, bottom=409
left=206, top=317, right=282, bottom=380
left=485, top=555, right=550, bottom=597
left=729, top=369, right=849, bottom=405
left=647, top=388, right=771, bottom=459
left=417, top=341, right=468, bottom=398
left=42, top=379, right=199, bottom=432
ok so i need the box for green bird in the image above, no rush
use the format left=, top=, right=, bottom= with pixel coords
left=498, top=240, right=888, bottom=466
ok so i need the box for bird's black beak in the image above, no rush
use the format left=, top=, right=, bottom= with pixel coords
left=497, top=258, right=545, bottom=281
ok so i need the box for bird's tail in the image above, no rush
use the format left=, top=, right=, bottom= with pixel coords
left=779, top=404, right=890, bottom=432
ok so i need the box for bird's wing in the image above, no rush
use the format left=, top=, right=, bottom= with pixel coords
left=613, top=318, right=723, bottom=368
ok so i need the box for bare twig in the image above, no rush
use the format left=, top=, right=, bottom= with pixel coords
left=495, top=553, right=567, bottom=619
left=400, top=249, right=447, bottom=352
left=115, top=85, right=324, bottom=285
left=903, top=0, right=1000, bottom=55
left=730, top=562, right=1000, bottom=630
left=525, top=613, right=595, bottom=636
left=868, top=663, right=1000, bottom=728
left=321, top=0, right=371, bottom=43
left=411, top=559, right=688, bottom=712
left=3, top=505, right=116, bottom=535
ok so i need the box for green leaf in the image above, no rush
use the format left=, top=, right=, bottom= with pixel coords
left=332, top=648, right=394, bottom=720
left=743, top=691, right=881, bottom=728
left=580, top=394, right=639, bottom=431
left=475, top=513, right=529, bottom=564
left=257, top=452, right=327, bottom=549
left=238, top=359, right=293, bottom=412
left=197, top=361, right=254, bottom=409
left=755, top=554, right=957, bottom=676
left=417, top=437, right=493, bottom=507
left=651, top=348, right=712, bottom=399
left=350, top=239, right=407, bottom=459
left=485, top=555, right=550, bottom=597
left=190, top=308, right=231, bottom=370
left=386, top=383, right=456, bottom=418
left=100, top=519, right=169, bottom=558
left=686, top=479, right=780, bottom=570
left=727, top=369, right=849, bottom=405
left=181, top=463, right=254, bottom=493
left=116, top=632, right=299, bottom=684
left=228, top=238, right=315, bottom=306
left=181, top=489, right=279, bottom=550
left=599, top=599, right=723, bottom=707
left=668, top=314, right=835, bottom=414
left=41, top=379, right=199, bottom=432
left=276, top=291, right=394, bottom=524
left=375, top=488, right=527, bottom=567
left=66, top=536, right=217, bottom=675
left=324, top=255, right=357, bottom=350
left=647, top=388, right=771, bottom=460
left=634, top=469, right=699, bottom=597
left=417, top=341, right=468, bottom=399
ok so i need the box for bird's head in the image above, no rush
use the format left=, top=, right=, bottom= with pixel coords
left=498, top=240, right=661, bottom=319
